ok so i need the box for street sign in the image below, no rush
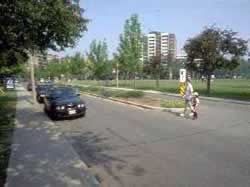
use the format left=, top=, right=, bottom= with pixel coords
left=5, top=78, right=15, bottom=89
left=179, top=69, right=186, bottom=96
left=179, top=69, right=186, bottom=83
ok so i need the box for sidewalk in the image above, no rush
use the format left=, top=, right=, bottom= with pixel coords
left=5, top=85, right=99, bottom=187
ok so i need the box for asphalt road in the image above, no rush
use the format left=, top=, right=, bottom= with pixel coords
left=54, top=95, right=250, bottom=187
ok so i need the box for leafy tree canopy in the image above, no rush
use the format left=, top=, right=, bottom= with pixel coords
left=87, top=40, right=111, bottom=79
left=184, top=26, right=248, bottom=93
left=117, top=14, right=142, bottom=74
left=0, top=0, right=88, bottom=73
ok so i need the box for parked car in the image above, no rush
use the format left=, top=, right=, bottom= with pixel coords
left=36, top=83, right=53, bottom=103
left=27, top=81, right=37, bottom=91
left=44, top=87, right=86, bottom=120
left=27, top=82, right=32, bottom=91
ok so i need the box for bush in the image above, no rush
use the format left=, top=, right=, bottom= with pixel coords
left=113, top=91, right=144, bottom=98
left=87, top=86, right=100, bottom=92
left=100, top=89, right=113, bottom=98
left=79, top=86, right=100, bottom=93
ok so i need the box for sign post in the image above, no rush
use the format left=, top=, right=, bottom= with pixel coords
left=179, top=69, right=186, bottom=96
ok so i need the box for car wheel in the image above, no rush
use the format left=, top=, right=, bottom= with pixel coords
left=44, top=105, right=48, bottom=114
left=37, top=96, right=41, bottom=103
left=80, top=112, right=86, bottom=118
left=49, top=112, right=58, bottom=121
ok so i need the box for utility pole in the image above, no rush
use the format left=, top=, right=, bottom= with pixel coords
left=30, top=54, right=36, bottom=104
left=116, top=62, right=119, bottom=88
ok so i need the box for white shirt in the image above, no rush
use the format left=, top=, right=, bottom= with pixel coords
left=185, top=82, right=193, bottom=101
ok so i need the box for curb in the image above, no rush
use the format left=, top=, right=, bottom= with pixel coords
left=80, top=91, right=184, bottom=115
left=80, top=91, right=154, bottom=110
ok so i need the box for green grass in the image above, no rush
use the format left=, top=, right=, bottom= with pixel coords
left=78, top=86, right=144, bottom=99
left=0, top=90, right=16, bottom=186
left=112, top=90, right=144, bottom=98
left=73, top=79, right=250, bottom=101
left=161, top=100, right=185, bottom=108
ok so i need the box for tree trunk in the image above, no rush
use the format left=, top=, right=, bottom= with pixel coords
left=155, top=66, right=160, bottom=89
left=156, top=76, right=159, bottom=89
left=133, top=73, right=136, bottom=89
left=125, top=72, right=128, bottom=87
left=207, top=73, right=211, bottom=95
left=169, top=67, right=173, bottom=80
left=30, top=54, right=36, bottom=104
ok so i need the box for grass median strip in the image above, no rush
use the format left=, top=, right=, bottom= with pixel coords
left=0, top=90, right=16, bottom=186
left=77, top=86, right=145, bottom=99
left=160, top=100, right=185, bottom=108
left=76, top=85, right=184, bottom=108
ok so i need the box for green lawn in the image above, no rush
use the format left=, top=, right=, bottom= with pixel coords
left=72, top=79, right=250, bottom=101
left=0, top=90, right=16, bottom=186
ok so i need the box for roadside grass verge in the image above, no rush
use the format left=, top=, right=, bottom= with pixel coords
left=72, top=79, right=250, bottom=101
left=77, top=86, right=145, bottom=99
left=0, top=90, right=16, bottom=186
left=76, top=85, right=185, bottom=108
left=160, top=100, right=185, bottom=108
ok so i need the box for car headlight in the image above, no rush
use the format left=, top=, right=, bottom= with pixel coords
left=77, top=104, right=85, bottom=108
left=56, top=106, right=65, bottom=110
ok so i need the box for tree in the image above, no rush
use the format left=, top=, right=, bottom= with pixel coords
left=144, top=56, right=161, bottom=88
left=68, top=52, right=86, bottom=78
left=0, top=49, right=28, bottom=75
left=117, top=14, right=142, bottom=88
left=87, top=40, right=111, bottom=80
left=184, top=26, right=248, bottom=94
left=0, top=0, right=88, bottom=72
left=214, top=59, right=250, bottom=79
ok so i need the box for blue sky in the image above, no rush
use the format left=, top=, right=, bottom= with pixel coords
left=58, top=0, right=250, bottom=57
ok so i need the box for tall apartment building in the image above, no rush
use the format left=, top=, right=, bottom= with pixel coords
left=143, top=31, right=177, bottom=63
left=140, top=35, right=148, bottom=62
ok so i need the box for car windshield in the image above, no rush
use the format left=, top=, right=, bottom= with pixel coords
left=38, top=84, right=52, bottom=91
left=51, top=88, right=77, bottom=98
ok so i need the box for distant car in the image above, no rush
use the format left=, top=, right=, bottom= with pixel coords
left=36, top=84, right=53, bottom=103
left=44, top=87, right=86, bottom=120
left=27, top=81, right=38, bottom=91
left=27, top=82, right=32, bottom=91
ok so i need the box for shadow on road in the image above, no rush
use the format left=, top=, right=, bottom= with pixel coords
left=67, top=131, right=127, bottom=167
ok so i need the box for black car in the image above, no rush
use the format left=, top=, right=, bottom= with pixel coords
left=44, top=87, right=86, bottom=120
left=36, top=84, right=53, bottom=103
